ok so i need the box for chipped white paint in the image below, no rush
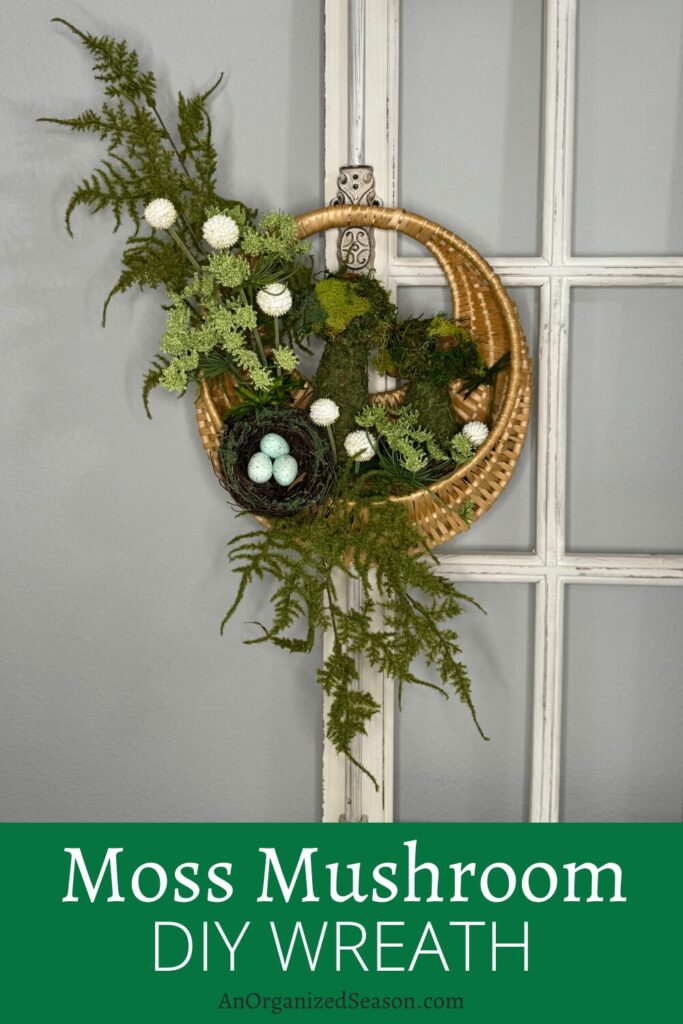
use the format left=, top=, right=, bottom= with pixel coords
left=348, top=0, right=365, bottom=164
left=322, top=0, right=398, bottom=822
left=323, top=0, right=683, bottom=824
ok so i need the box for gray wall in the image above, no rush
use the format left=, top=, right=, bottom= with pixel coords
left=0, top=0, right=323, bottom=821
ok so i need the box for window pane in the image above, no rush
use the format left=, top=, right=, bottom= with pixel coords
left=396, top=285, right=538, bottom=553
left=398, top=0, right=544, bottom=257
left=395, top=582, right=535, bottom=822
left=573, top=0, right=683, bottom=256
left=566, top=288, right=683, bottom=554
left=561, top=585, right=683, bottom=823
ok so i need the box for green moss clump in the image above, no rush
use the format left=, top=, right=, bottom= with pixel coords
left=403, top=377, right=458, bottom=444
left=387, top=315, right=485, bottom=442
left=390, top=316, right=484, bottom=387
left=311, top=274, right=397, bottom=457
left=314, top=278, right=371, bottom=335
left=313, top=341, right=370, bottom=452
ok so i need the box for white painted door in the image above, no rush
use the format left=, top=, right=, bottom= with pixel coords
left=322, top=0, right=683, bottom=823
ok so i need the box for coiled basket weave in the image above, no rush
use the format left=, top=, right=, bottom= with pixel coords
left=196, top=205, right=532, bottom=549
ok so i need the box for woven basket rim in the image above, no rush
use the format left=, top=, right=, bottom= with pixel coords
left=195, top=204, right=531, bottom=544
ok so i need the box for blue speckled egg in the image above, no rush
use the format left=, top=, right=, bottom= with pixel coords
left=259, top=432, right=290, bottom=459
left=272, top=454, right=298, bottom=487
left=247, top=451, right=273, bottom=484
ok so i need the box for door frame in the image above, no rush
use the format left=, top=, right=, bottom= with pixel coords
left=322, top=0, right=683, bottom=823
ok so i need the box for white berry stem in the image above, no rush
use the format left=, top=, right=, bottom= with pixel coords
left=168, top=225, right=201, bottom=271
left=239, top=288, right=268, bottom=366
left=326, top=424, right=337, bottom=460
left=273, top=317, right=282, bottom=375
left=252, top=330, right=268, bottom=367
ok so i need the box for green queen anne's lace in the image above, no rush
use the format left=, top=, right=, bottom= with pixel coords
left=356, top=404, right=448, bottom=471
left=272, top=347, right=299, bottom=373
left=450, top=432, right=475, bottom=466
left=240, top=211, right=311, bottom=262
left=160, top=352, right=198, bottom=392
left=158, top=270, right=272, bottom=394
left=207, top=252, right=250, bottom=289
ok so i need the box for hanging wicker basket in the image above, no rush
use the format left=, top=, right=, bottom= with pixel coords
left=196, top=205, right=532, bottom=548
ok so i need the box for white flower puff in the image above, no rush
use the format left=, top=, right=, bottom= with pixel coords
left=144, top=198, right=177, bottom=230
left=344, top=430, right=376, bottom=462
left=202, top=214, right=239, bottom=250
left=256, top=284, right=293, bottom=318
left=309, top=398, right=340, bottom=428
left=462, top=420, right=489, bottom=449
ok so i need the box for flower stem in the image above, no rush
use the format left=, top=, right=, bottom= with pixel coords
left=273, top=317, right=282, bottom=375
left=168, top=226, right=201, bottom=271
left=179, top=212, right=203, bottom=253
left=238, top=288, right=267, bottom=367
left=252, top=330, right=268, bottom=367
left=326, top=424, right=337, bottom=460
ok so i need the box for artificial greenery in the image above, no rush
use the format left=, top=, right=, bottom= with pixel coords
left=40, top=19, right=314, bottom=417
left=405, top=378, right=459, bottom=446
left=356, top=404, right=447, bottom=472
left=313, top=278, right=371, bottom=334
left=223, top=480, right=486, bottom=785
left=458, top=499, right=476, bottom=526
left=141, top=354, right=173, bottom=419
left=39, top=19, right=245, bottom=321
left=360, top=447, right=455, bottom=495
left=223, top=374, right=303, bottom=418
left=127, top=208, right=309, bottom=398
left=450, top=432, right=476, bottom=466
left=388, top=315, right=483, bottom=385
left=383, top=314, right=510, bottom=441
left=310, top=274, right=397, bottom=455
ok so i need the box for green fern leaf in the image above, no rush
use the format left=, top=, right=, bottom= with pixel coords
left=141, top=355, right=171, bottom=419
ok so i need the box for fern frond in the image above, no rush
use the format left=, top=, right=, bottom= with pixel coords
left=43, top=19, right=225, bottom=295
left=141, top=355, right=171, bottom=418
left=38, top=100, right=129, bottom=147
left=222, top=479, right=487, bottom=782
left=51, top=18, right=157, bottom=105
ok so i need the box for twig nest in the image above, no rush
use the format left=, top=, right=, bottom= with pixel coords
left=144, top=198, right=177, bottom=230
left=202, top=213, right=239, bottom=250
left=259, top=432, right=290, bottom=459
left=256, top=283, right=293, bottom=318
left=272, top=454, right=298, bottom=486
left=309, top=398, right=340, bottom=427
left=462, top=420, right=489, bottom=449
left=344, top=429, right=376, bottom=462
left=219, top=407, right=335, bottom=517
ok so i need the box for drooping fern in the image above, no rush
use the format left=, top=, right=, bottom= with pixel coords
left=141, top=354, right=172, bottom=419
left=39, top=18, right=248, bottom=322
left=222, top=485, right=486, bottom=786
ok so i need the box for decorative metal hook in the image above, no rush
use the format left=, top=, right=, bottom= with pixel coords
left=330, top=165, right=383, bottom=270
